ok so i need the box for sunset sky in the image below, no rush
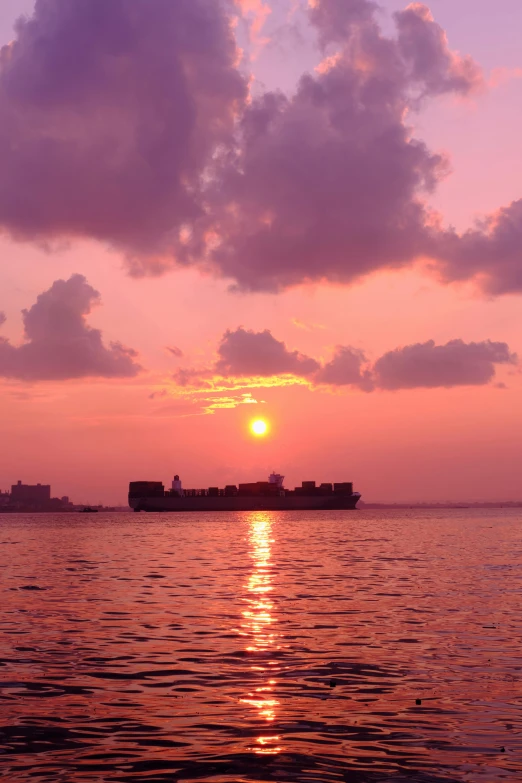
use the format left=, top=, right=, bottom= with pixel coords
left=1, top=0, right=521, bottom=504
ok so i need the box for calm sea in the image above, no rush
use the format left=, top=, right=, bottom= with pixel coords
left=0, top=509, right=521, bottom=782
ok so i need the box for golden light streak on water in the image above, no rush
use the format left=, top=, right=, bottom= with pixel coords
left=239, top=513, right=282, bottom=755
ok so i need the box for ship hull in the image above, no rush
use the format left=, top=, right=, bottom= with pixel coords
left=130, top=493, right=361, bottom=512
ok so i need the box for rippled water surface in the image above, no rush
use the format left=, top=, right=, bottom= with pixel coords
left=1, top=509, right=521, bottom=782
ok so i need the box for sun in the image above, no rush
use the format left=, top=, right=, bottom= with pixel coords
left=251, top=419, right=268, bottom=437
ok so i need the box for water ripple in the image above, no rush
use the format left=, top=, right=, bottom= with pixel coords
left=0, top=508, right=521, bottom=781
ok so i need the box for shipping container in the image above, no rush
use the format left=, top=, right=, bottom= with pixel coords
left=333, top=482, right=353, bottom=494
left=129, top=481, right=165, bottom=499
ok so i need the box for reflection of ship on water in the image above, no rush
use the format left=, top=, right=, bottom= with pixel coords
left=239, top=514, right=282, bottom=756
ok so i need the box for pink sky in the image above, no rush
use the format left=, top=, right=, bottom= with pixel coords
left=1, top=0, right=521, bottom=504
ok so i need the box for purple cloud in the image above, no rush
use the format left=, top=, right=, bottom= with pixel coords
left=436, top=200, right=522, bottom=294
left=172, top=367, right=213, bottom=389
left=0, top=0, right=246, bottom=267
left=395, top=4, right=483, bottom=97
left=4, top=0, right=521, bottom=298
left=308, top=0, right=377, bottom=46
left=314, top=346, right=374, bottom=390
left=201, top=0, right=482, bottom=291
left=373, top=339, right=517, bottom=390
left=166, top=345, right=184, bottom=358
left=174, top=328, right=516, bottom=391
left=215, top=327, right=320, bottom=377
left=0, top=274, right=141, bottom=380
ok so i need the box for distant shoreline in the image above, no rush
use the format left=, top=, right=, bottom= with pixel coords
left=0, top=504, right=521, bottom=513
left=359, top=502, right=522, bottom=509
left=0, top=507, right=127, bottom=514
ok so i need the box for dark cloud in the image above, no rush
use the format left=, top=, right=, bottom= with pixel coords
left=202, top=0, right=481, bottom=291
left=215, top=327, right=320, bottom=377
left=314, top=346, right=374, bottom=390
left=373, top=339, right=517, bottom=390
left=395, top=3, right=483, bottom=97
left=436, top=199, right=522, bottom=294
left=0, top=274, right=141, bottom=380
left=0, top=312, right=6, bottom=326
left=0, top=0, right=246, bottom=265
left=174, top=328, right=516, bottom=392
left=166, top=345, right=184, bottom=358
left=4, top=0, right=521, bottom=297
left=308, top=0, right=377, bottom=46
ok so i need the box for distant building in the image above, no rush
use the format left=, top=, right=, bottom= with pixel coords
left=0, top=481, right=77, bottom=513
left=11, top=481, right=51, bottom=504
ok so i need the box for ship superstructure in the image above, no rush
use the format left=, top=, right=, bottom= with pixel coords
left=129, top=472, right=361, bottom=512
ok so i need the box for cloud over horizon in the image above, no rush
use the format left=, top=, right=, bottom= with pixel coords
left=314, top=346, right=373, bottom=390
left=0, top=274, right=141, bottom=381
left=216, top=327, right=320, bottom=377
left=373, top=339, right=517, bottom=390
left=0, top=0, right=520, bottom=295
left=173, top=327, right=517, bottom=393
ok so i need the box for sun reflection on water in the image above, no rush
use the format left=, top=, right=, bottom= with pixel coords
left=239, top=513, right=282, bottom=755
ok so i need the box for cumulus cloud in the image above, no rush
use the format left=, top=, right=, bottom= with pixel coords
left=215, top=327, right=320, bottom=376
left=373, top=339, right=517, bottom=390
left=173, top=328, right=516, bottom=392
left=172, top=327, right=320, bottom=390
left=0, top=274, right=141, bottom=380
left=308, top=0, right=377, bottom=46
left=202, top=0, right=483, bottom=291
left=0, top=0, right=246, bottom=265
left=395, top=3, right=484, bottom=97
left=3, top=0, right=521, bottom=297
left=315, top=346, right=374, bottom=390
left=436, top=200, right=522, bottom=294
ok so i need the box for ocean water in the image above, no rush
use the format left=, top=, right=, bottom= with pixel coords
left=0, top=509, right=521, bottom=783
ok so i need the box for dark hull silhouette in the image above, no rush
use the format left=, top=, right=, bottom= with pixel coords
left=130, top=493, right=361, bottom=513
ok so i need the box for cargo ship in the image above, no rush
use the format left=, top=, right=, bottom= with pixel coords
left=129, top=473, right=361, bottom=512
